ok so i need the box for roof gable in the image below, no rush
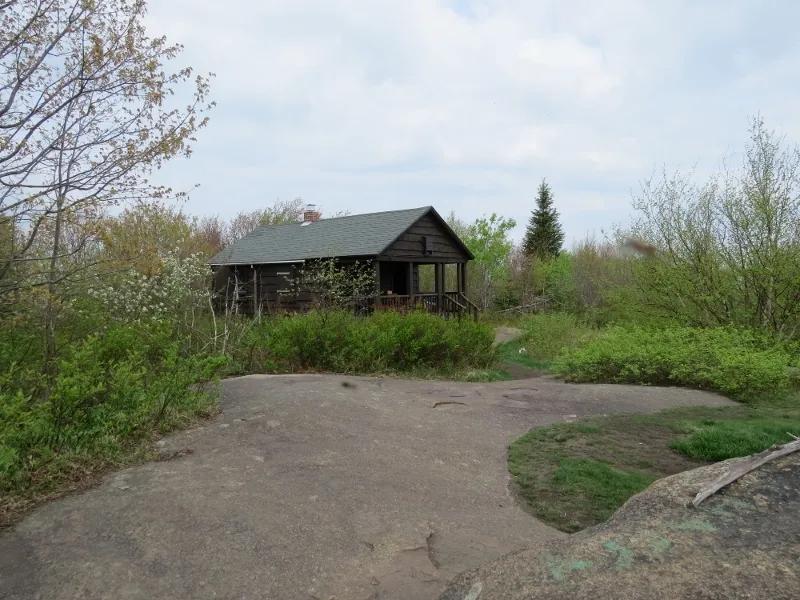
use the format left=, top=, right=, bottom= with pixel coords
left=208, top=206, right=448, bottom=265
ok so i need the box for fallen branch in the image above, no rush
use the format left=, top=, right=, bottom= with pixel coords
left=692, top=439, right=800, bottom=507
left=498, top=299, right=549, bottom=314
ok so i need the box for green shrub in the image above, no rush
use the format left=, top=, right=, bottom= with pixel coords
left=0, top=326, right=226, bottom=493
left=553, top=325, right=791, bottom=401
left=238, top=310, right=496, bottom=375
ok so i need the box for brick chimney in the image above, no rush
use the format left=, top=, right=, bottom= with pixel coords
left=302, top=203, right=321, bottom=222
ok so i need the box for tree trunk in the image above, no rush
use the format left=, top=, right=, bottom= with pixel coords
left=43, top=196, right=65, bottom=400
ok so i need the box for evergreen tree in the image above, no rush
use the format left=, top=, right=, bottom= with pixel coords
left=523, top=179, right=565, bottom=259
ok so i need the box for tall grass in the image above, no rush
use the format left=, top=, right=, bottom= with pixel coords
left=518, top=313, right=596, bottom=362
left=497, top=313, right=597, bottom=371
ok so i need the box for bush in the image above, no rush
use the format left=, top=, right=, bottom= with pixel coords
left=0, top=325, right=226, bottom=493
left=237, top=310, right=496, bottom=375
left=553, top=325, right=792, bottom=401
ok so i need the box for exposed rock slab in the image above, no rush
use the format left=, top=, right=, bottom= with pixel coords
left=439, top=454, right=800, bottom=600
left=1, top=375, right=732, bottom=600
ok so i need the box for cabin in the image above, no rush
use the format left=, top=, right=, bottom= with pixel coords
left=208, top=205, right=479, bottom=319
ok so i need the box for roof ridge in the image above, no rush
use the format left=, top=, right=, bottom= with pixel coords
left=321, top=205, right=430, bottom=221
left=246, top=205, right=431, bottom=232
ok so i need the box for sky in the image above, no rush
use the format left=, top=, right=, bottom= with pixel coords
left=145, top=0, right=800, bottom=246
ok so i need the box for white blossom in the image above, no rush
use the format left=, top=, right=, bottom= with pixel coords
left=88, top=252, right=212, bottom=325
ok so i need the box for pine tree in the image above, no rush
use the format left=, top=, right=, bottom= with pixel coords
left=523, top=179, right=565, bottom=259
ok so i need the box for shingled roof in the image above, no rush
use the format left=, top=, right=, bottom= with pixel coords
left=208, top=206, right=470, bottom=265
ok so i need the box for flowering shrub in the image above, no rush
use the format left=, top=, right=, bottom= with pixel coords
left=290, top=258, right=375, bottom=311
left=87, top=252, right=212, bottom=325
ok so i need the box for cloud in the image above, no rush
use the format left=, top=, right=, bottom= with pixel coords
left=144, top=0, right=800, bottom=245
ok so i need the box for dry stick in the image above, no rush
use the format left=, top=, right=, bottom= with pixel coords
left=692, top=439, right=800, bottom=507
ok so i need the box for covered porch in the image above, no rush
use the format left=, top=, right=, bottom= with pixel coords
left=371, top=260, right=479, bottom=320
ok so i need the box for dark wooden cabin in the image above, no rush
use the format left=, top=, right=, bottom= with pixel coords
left=208, top=205, right=479, bottom=319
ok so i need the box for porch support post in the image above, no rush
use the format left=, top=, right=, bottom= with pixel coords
left=252, top=267, right=258, bottom=315
left=408, top=261, right=414, bottom=304
left=436, top=262, right=444, bottom=314
left=460, top=261, right=467, bottom=296
left=374, top=260, right=381, bottom=308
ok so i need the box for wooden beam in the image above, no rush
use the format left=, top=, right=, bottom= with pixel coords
left=252, top=268, right=258, bottom=315
left=374, top=260, right=381, bottom=307
left=408, top=261, right=414, bottom=296
left=436, top=263, right=444, bottom=314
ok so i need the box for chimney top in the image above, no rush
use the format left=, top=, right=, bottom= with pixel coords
left=302, top=204, right=321, bottom=223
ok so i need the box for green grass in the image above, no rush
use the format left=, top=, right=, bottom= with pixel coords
left=508, top=395, right=800, bottom=532
left=551, top=457, right=658, bottom=519
left=497, top=337, right=554, bottom=371
left=519, top=313, right=595, bottom=361
left=492, top=317, right=800, bottom=531
left=478, top=311, right=530, bottom=327
left=670, top=417, right=800, bottom=461
left=496, top=313, right=596, bottom=374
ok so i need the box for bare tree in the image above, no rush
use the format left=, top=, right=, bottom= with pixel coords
left=193, top=213, right=226, bottom=254
left=1, top=0, right=214, bottom=386
left=225, top=197, right=305, bottom=245
left=623, top=116, right=800, bottom=336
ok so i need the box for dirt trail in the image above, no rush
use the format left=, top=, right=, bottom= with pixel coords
left=492, top=326, right=525, bottom=346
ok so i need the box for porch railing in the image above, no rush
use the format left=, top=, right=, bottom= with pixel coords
left=445, top=292, right=480, bottom=321
left=371, top=292, right=478, bottom=320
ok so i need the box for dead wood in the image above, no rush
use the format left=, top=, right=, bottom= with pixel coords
left=692, top=439, right=800, bottom=507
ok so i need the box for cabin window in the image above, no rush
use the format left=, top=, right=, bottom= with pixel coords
left=423, top=236, right=434, bottom=254
left=277, top=270, right=292, bottom=293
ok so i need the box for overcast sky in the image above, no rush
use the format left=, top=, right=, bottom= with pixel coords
left=145, top=0, right=800, bottom=245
